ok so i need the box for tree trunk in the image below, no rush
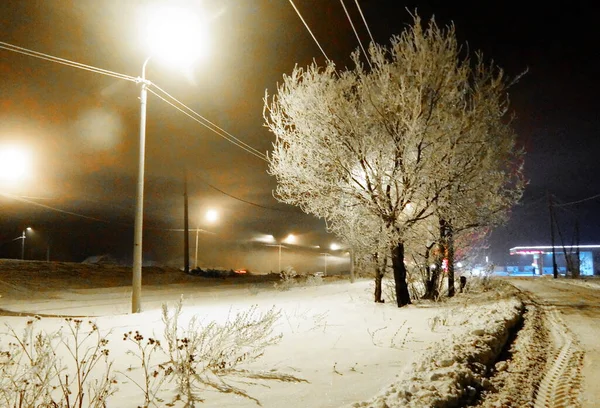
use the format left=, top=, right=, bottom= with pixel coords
left=373, top=253, right=384, bottom=303
left=391, top=242, right=411, bottom=307
left=423, top=244, right=442, bottom=300
left=374, top=266, right=383, bottom=303
left=350, top=249, right=356, bottom=283
left=447, top=223, right=455, bottom=297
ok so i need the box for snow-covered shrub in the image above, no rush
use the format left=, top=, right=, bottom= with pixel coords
left=274, top=266, right=298, bottom=291
left=0, top=317, right=116, bottom=408
left=121, top=331, right=171, bottom=408
left=159, top=299, right=303, bottom=405
left=466, top=265, right=501, bottom=293
left=305, top=274, right=324, bottom=286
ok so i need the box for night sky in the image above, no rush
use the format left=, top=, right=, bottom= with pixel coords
left=1, top=0, right=598, bottom=267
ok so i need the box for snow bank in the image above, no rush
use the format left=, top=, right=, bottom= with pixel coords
left=349, top=297, right=524, bottom=408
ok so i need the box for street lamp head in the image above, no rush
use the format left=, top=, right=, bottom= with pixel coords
left=141, top=5, right=209, bottom=69
left=26, top=227, right=32, bottom=231
left=330, top=243, right=340, bottom=251
left=205, top=209, right=218, bottom=223
left=283, top=234, right=296, bottom=244
left=0, top=144, right=32, bottom=186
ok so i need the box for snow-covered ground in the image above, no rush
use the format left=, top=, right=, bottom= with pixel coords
left=0, top=279, right=524, bottom=407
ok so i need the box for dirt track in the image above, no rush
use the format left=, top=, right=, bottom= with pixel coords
left=509, top=277, right=600, bottom=408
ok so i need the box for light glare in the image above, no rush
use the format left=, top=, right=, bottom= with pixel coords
left=0, top=145, right=32, bottom=185
left=142, top=5, right=209, bottom=69
left=205, top=209, right=218, bottom=223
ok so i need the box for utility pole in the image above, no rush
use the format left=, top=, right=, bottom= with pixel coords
left=183, top=170, right=190, bottom=274
left=548, top=191, right=558, bottom=279
left=575, top=219, right=580, bottom=278
left=194, top=227, right=199, bottom=269
left=278, top=244, right=282, bottom=274
left=20, top=230, right=25, bottom=260
left=350, top=248, right=355, bottom=283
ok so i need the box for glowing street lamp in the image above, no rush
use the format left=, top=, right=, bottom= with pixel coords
left=205, top=209, right=218, bottom=223
left=0, top=145, right=32, bottom=186
left=131, top=5, right=209, bottom=313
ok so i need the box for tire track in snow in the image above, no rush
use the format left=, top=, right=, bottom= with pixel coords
left=533, top=308, right=584, bottom=408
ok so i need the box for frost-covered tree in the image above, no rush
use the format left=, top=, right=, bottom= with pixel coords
left=423, top=57, right=525, bottom=297
left=264, top=15, right=524, bottom=307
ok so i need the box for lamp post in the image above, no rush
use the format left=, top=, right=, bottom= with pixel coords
left=194, top=209, right=218, bottom=270
left=131, top=57, right=150, bottom=314
left=20, top=227, right=32, bottom=260
left=131, top=5, right=208, bottom=313
left=264, top=234, right=295, bottom=273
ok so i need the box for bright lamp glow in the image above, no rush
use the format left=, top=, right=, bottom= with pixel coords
left=205, top=209, right=218, bottom=223
left=284, top=234, right=296, bottom=244
left=0, top=145, right=32, bottom=185
left=142, top=5, right=209, bottom=68
left=330, top=243, right=340, bottom=250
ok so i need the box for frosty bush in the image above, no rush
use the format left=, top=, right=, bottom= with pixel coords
left=158, top=299, right=304, bottom=406
left=466, top=264, right=498, bottom=293
left=0, top=317, right=116, bottom=408
left=274, top=266, right=297, bottom=291
left=305, top=274, right=324, bottom=287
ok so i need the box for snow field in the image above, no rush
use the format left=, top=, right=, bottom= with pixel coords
left=0, top=279, right=524, bottom=407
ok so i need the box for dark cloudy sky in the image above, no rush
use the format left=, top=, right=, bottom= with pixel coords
left=1, top=0, right=598, bottom=267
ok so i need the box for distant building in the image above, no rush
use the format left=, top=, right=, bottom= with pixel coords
left=508, top=245, right=600, bottom=276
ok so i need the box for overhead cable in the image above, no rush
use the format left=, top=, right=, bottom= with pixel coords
left=147, top=87, right=268, bottom=162
left=354, top=0, right=375, bottom=44
left=0, top=41, right=136, bottom=82
left=554, top=193, right=600, bottom=207
left=339, top=0, right=372, bottom=68
left=0, top=192, right=112, bottom=224
left=288, top=0, right=331, bottom=62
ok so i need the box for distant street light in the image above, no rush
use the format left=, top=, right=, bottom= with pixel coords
left=131, top=5, right=209, bottom=313
left=20, top=227, right=32, bottom=260
left=263, top=234, right=295, bottom=273
left=194, top=209, right=219, bottom=269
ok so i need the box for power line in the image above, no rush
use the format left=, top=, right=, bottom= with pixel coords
left=0, top=41, right=136, bottom=82
left=554, top=193, right=600, bottom=207
left=354, top=0, right=375, bottom=45
left=0, top=192, right=113, bottom=224
left=150, top=83, right=266, bottom=160
left=339, top=0, right=372, bottom=68
left=147, top=86, right=268, bottom=162
left=288, top=0, right=330, bottom=62
left=198, top=178, right=302, bottom=213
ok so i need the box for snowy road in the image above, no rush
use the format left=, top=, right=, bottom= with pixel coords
left=509, top=277, right=600, bottom=408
